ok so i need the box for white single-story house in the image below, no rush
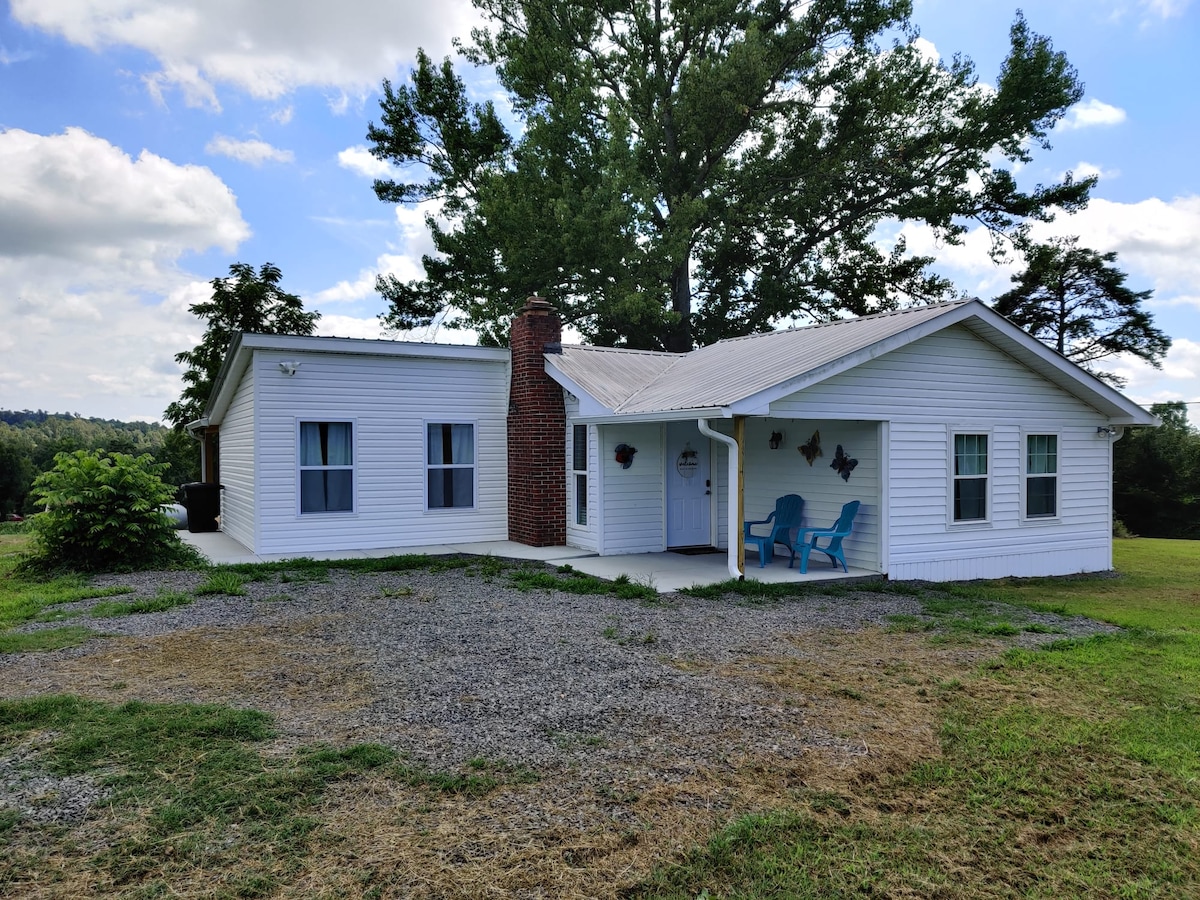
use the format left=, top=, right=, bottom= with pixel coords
left=191, top=297, right=1157, bottom=582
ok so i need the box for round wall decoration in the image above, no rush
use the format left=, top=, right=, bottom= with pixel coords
left=676, top=443, right=699, bottom=478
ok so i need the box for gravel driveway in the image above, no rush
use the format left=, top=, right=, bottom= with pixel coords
left=0, top=560, right=1115, bottom=784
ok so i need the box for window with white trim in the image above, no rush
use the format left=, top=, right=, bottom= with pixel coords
left=426, top=423, right=475, bottom=509
left=572, top=424, right=588, bottom=526
left=299, top=421, right=354, bottom=513
left=1025, top=434, right=1058, bottom=518
left=952, top=432, right=989, bottom=522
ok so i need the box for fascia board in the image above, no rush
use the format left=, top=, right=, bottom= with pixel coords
left=568, top=407, right=728, bottom=425
left=239, top=332, right=509, bottom=363
left=202, top=333, right=248, bottom=425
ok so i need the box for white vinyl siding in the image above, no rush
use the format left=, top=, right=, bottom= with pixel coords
left=597, top=422, right=665, bottom=555
left=769, top=324, right=1115, bottom=580
left=218, top=363, right=256, bottom=550
left=245, top=348, right=508, bottom=555
left=727, top=417, right=881, bottom=572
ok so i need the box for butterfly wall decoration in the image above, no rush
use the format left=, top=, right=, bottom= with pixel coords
left=830, top=444, right=858, bottom=481
left=798, top=430, right=822, bottom=465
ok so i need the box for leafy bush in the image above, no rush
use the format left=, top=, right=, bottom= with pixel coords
left=25, top=450, right=201, bottom=573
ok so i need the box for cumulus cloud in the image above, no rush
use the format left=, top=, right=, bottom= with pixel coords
left=0, top=127, right=248, bottom=263
left=337, top=145, right=394, bottom=179
left=1058, top=98, right=1127, bottom=131
left=10, top=0, right=483, bottom=109
left=1067, top=161, right=1120, bottom=183
left=206, top=135, right=295, bottom=165
left=1032, top=196, right=1200, bottom=292
left=0, top=128, right=250, bottom=420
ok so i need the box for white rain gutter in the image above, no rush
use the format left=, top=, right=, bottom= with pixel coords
left=697, top=418, right=743, bottom=581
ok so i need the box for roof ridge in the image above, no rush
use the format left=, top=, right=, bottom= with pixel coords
left=560, top=343, right=676, bottom=358
left=712, top=299, right=973, bottom=346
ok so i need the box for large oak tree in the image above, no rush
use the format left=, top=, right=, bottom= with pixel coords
left=367, top=0, right=1092, bottom=350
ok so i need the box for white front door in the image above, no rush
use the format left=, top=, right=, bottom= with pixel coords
left=665, top=422, right=711, bottom=548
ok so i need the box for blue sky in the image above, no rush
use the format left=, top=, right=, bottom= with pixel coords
left=1, top=0, right=1196, bottom=422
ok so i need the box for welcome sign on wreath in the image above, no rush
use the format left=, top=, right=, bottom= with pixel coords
left=676, top=444, right=699, bottom=478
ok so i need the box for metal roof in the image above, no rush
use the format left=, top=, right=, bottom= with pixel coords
left=548, top=301, right=972, bottom=414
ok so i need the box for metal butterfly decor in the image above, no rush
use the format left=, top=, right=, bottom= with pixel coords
left=830, top=444, right=858, bottom=482
left=798, top=430, right=822, bottom=466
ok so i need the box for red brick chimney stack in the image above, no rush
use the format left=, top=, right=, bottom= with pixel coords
left=507, top=297, right=566, bottom=546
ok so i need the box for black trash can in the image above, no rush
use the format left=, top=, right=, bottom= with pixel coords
left=180, top=482, right=223, bottom=533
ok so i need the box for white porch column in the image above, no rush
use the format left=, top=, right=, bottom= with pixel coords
left=697, top=418, right=744, bottom=581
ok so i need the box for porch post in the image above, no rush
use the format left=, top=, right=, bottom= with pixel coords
left=697, top=418, right=744, bottom=580
left=734, top=416, right=746, bottom=574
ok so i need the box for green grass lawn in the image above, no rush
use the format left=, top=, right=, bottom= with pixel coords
left=634, top=539, right=1200, bottom=898
left=2, top=530, right=1198, bottom=897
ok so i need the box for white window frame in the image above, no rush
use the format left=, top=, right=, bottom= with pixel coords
left=947, top=428, right=992, bottom=526
left=424, top=420, right=478, bottom=512
left=296, top=419, right=356, bottom=516
left=571, top=423, right=588, bottom=527
left=1022, top=430, right=1061, bottom=522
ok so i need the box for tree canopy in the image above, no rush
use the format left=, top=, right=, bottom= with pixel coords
left=367, top=0, right=1092, bottom=350
left=992, top=236, right=1170, bottom=386
left=1114, top=401, right=1200, bottom=539
left=165, top=263, right=320, bottom=429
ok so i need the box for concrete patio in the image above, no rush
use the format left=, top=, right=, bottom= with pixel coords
left=179, top=530, right=880, bottom=593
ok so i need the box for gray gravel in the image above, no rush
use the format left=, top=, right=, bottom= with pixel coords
left=0, top=560, right=1119, bottom=827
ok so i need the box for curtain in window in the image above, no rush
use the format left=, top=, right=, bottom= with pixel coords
left=300, top=422, right=353, bottom=513
left=427, top=423, right=475, bottom=508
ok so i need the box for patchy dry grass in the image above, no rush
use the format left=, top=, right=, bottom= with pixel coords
left=1, top=537, right=1197, bottom=897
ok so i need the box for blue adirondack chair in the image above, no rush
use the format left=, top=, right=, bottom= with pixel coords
left=788, top=500, right=861, bottom=573
left=743, top=494, right=805, bottom=567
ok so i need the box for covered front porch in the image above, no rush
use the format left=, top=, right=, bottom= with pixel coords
left=579, top=415, right=886, bottom=579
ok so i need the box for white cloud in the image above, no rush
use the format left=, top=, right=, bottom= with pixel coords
left=1141, top=0, right=1192, bottom=19
left=206, top=135, right=295, bottom=165
left=0, top=128, right=249, bottom=420
left=315, top=314, right=389, bottom=341
left=1032, top=196, right=1200, bottom=293
left=1058, top=98, right=1127, bottom=131
left=337, top=145, right=394, bottom=179
left=1111, top=339, right=1200, bottom=407
left=0, top=127, right=248, bottom=262
left=11, top=0, right=483, bottom=108
left=270, top=105, right=294, bottom=125
left=1068, top=161, right=1120, bottom=183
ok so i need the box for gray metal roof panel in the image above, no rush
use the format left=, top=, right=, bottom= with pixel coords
left=545, top=345, right=680, bottom=411
left=614, top=301, right=971, bottom=413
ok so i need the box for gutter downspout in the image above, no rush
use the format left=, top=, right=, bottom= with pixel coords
left=697, top=418, right=743, bottom=581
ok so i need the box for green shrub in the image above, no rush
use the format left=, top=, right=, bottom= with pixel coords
left=25, top=449, right=200, bottom=573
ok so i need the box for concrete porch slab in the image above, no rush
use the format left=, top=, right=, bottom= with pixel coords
left=563, top=551, right=878, bottom=593
left=178, top=531, right=878, bottom=593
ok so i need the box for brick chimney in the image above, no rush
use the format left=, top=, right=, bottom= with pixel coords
left=508, top=297, right=566, bottom=546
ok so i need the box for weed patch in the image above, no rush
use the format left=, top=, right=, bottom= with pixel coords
left=90, top=590, right=195, bottom=618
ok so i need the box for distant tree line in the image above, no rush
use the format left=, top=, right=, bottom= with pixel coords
left=1114, top=402, right=1200, bottom=540
left=0, top=411, right=199, bottom=518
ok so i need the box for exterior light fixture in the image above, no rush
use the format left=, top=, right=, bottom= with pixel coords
left=768, top=430, right=784, bottom=450
left=278, top=361, right=301, bottom=376
left=1096, top=425, right=1117, bottom=436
